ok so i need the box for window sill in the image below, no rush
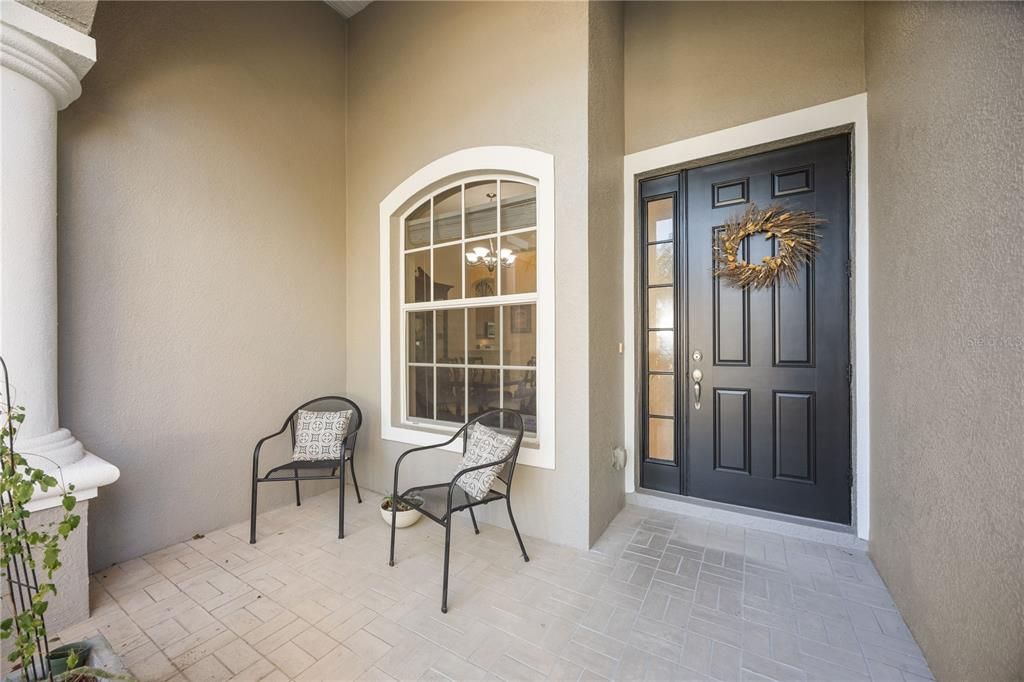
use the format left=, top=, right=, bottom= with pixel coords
left=382, top=423, right=553, bottom=470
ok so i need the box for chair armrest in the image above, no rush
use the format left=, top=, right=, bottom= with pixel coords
left=252, top=423, right=290, bottom=475
left=392, top=430, right=467, bottom=495
left=344, top=416, right=363, bottom=439
left=342, top=420, right=362, bottom=452
left=396, top=432, right=462, bottom=462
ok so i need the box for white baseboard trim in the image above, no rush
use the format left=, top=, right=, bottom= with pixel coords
left=627, top=491, right=867, bottom=551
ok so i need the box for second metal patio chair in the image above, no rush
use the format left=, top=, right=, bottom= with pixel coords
left=389, top=408, right=530, bottom=613
left=249, top=396, right=363, bottom=543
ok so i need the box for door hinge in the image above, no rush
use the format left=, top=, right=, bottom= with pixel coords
left=845, top=259, right=852, bottom=278
left=846, top=363, right=853, bottom=384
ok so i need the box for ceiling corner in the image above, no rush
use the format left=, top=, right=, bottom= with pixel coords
left=324, top=0, right=372, bottom=19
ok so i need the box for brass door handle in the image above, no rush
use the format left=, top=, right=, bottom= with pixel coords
left=692, top=369, right=703, bottom=410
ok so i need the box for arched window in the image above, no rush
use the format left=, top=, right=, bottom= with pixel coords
left=380, top=147, right=554, bottom=469
left=403, top=176, right=539, bottom=434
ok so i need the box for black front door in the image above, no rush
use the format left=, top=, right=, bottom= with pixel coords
left=639, top=134, right=852, bottom=524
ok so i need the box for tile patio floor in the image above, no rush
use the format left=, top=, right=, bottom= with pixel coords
left=58, top=487, right=933, bottom=681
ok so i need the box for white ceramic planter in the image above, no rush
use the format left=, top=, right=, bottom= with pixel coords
left=380, top=503, right=422, bottom=528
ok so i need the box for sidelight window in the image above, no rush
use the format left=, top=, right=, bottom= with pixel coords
left=644, top=196, right=676, bottom=462
left=402, top=177, right=538, bottom=436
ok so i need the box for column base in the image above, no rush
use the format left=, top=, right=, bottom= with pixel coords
left=19, top=429, right=120, bottom=512
left=34, top=499, right=91, bottom=630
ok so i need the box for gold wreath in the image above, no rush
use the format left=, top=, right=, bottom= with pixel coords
left=713, top=203, right=824, bottom=289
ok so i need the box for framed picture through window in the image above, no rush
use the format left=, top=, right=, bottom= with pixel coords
left=510, top=305, right=532, bottom=334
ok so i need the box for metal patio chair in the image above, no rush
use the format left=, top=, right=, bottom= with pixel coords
left=388, top=408, right=529, bottom=613
left=249, top=396, right=363, bottom=543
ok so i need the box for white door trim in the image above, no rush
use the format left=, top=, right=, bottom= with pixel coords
left=622, top=94, right=870, bottom=539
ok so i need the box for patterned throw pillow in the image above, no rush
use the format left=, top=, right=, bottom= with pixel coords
left=456, top=422, right=517, bottom=500
left=292, top=410, right=352, bottom=462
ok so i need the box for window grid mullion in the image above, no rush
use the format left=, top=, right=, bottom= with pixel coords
left=499, top=303, right=504, bottom=413
left=432, top=310, right=437, bottom=421
left=460, top=184, right=467, bottom=426
left=464, top=296, right=469, bottom=425
left=460, top=183, right=466, bottom=301
left=401, top=292, right=537, bottom=313
left=409, top=362, right=534, bottom=370
left=497, top=225, right=536, bottom=238
left=401, top=175, right=539, bottom=435
left=402, top=309, right=407, bottom=420
left=496, top=180, right=502, bottom=296
left=429, top=197, right=435, bottom=304
left=401, top=175, right=536, bottom=255
left=402, top=225, right=537, bottom=257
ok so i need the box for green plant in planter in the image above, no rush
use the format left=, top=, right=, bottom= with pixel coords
left=380, top=495, right=422, bottom=512
left=0, top=399, right=81, bottom=680
left=0, top=357, right=132, bottom=682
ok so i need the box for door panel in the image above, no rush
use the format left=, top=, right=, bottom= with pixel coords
left=638, top=134, right=852, bottom=524
left=686, top=135, right=851, bottom=524
left=774, top=260, right=815, bottom=366
left=774, top=391, right=816, bottom=482
left=712, top=237, right=750, bottom=366
left=713, top=389, right=750, bottom=474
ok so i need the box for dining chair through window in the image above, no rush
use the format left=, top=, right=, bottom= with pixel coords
left=249, top=396, right=363, bottom=543
left=389, top=408, right=529, bottom=613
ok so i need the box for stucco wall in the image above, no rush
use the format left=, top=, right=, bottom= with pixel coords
left=587, top=1, right=626, bottom=544
left=346, top=0, right=598, bottom=549
left=57, top=1, right=348, bottom=571
left=623, top=1, right=865, bottom=154
left=865, top=3, right=1024, bottom=680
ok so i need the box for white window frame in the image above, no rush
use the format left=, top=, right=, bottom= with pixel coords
left=380, top=147, right=555, bottom=469
left=399, top=175, right=539, bottom=433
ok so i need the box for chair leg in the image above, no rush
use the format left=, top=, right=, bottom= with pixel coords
left=249, top=472, right=258, bottom=545
left=338, top=456, right=346, bottom=540
left=294, top=469, right=301, bottom=507
left=388, top=496, right=397, bottom=567
left=349, top=456, right=363, bottom=504
left=441, top=519, right=452, bottom=614
left=506, top=497, right=529, bottom=562
left=468, top=505, right=480, bottom=535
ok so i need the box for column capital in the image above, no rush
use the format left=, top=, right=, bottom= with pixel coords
left=0, top=0, right=95, bottom=110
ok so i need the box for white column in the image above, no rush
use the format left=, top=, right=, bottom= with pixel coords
left=0, top=1, right=118, bottom=510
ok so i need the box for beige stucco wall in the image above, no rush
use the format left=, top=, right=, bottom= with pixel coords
left=865, top=3, right=1024, bottom=680
left=346, top=0, right=608, bottom=549
left=587, top=1, right=626, bottom=544
left=57, top=1, right=349, bottom=571
left=38, top=7, right=1023, bottom=676
left=623, top=1, right=866, bottom=154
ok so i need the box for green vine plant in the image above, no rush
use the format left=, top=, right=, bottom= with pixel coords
left=1, top=400, right=79, bottom=680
